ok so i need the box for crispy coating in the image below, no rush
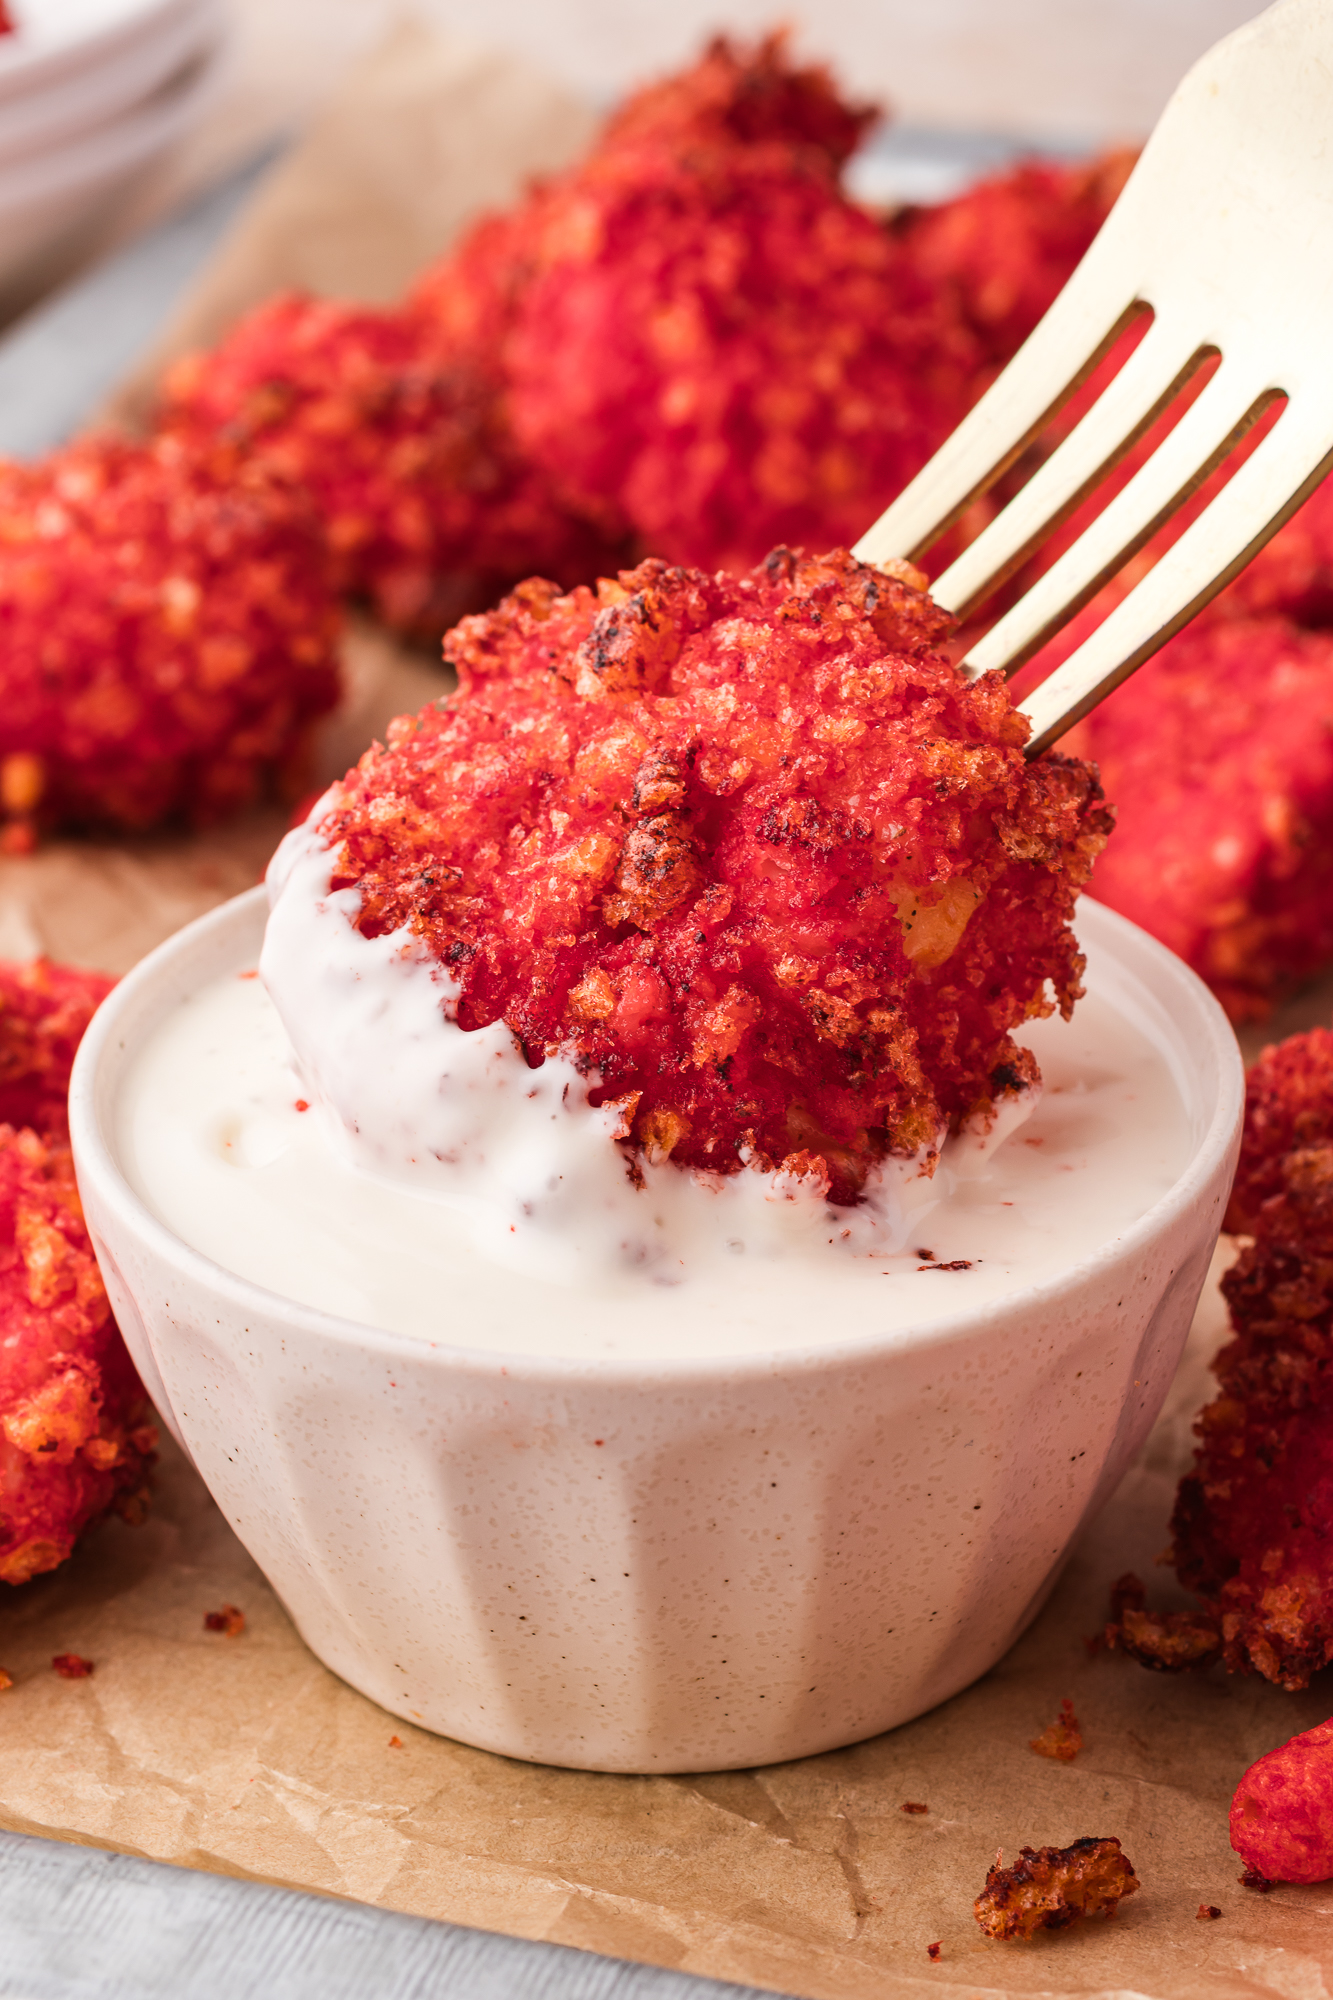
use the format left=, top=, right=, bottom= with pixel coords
left=0, top=957, right=155, bottom=1587
left=1169, top=1028, right=1333, bottom=1688
left=163, top=35, right=890, bottom=626
left=1067, top=619, right=1333, bottom=1022
left=597, top=31, right=877, bottom=168
left=1231, top=1718, right=1333, bottom=1884
left=974, top=1838, right=1139, bottom=1940
left=1226, top=1027, right=1333, bottom=1232
left=0, top=432, right=340, bottom=838
left=0, top=959, right=112, bottom=1136
left=159, top=293, right=621, bottom=638
left=500, top=136, right=981, bottom=574
left=0, top=1124, right=156, bottom=1585
left=895, top=152, right=1137, bottom=373
left=319, top=547, right=1109, bottom=1203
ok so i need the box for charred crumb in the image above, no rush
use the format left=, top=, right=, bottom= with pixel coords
left=900, top=1801, right=929, bottom=1814
left=1103, top=1572, right=1220, bottom=1672
left=1196, top=1903, right=1222, bottom=1920
left=974, top=1837, right=1139, bottom=1941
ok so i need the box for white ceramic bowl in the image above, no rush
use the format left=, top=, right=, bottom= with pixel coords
left=0, top=0, right=219, bottom=169
left=0, top=0, right=207, bottom=104
left=0, top=8, right=223, bottom=317
left=70, top=887, right=1242, bottom=1774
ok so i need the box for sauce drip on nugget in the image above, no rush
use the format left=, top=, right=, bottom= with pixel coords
left=321, top=549, right=1111, bottom=1203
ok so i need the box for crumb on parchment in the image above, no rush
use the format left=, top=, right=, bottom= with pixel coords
left=974, top=1837, right=1139, bottom=1940
left=1029, top=1698, right=1083, bottom=1761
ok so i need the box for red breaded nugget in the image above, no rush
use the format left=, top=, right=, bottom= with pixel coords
left=320, top=547, right=1109, bottom=1203
left=0, top=431, right=340, bottom=839
left=597, top=30, right=876, bottom=169
left=1216, top=478, right=1333, bottom=629
left=896, top=151, right=1136, bottom=374
left=0, top=959, right=112, bottom=1138
left=0, top=955, right=153, bottom=1586
left=1232, top=1718, right=1333, bottom=1883
left=0, top=1122, right=155, bottom=1586
left=159, top=293, right=620, bottom=638
left=503, top=140, right=980, bottom=575
left=1227, top=1027, right=1333, bottom=1232
left=1066, top=618, right=1333, bottom=1022
left=1170, top=1048, right=1333, bottom=1687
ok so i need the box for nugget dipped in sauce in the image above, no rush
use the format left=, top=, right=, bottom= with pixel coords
left=310, top=548, right=1110, bottom=1205
left=0, top=433, right=340, bottom=842
left=0, top=960, right=156, bottom=1587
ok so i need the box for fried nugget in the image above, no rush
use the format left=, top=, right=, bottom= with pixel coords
left=318, top=547, right=1109, bottom=1202
left=0, top=958, right=112, bottom=1137
left=1227, top=1026, right=1333, bottom=1232
left=0, top=958, right=155, bottom=1587
left=1168, top=1028, right=1333, bottom=1688
left=501, top=133, right=979, bottom=575
left=596, top=30, right=876, bottom=167
left=0, top=432, right=340, bottom=839
left=1231, top=1718, right=1333, bottom=1884
left=974, top=1838, right=1139, bottom=1940
left=1068, top=618, right=1333, bottom=1022
left=896, top=151, right=1136, bottom=374
left=159, top=292, right=620, bottom=639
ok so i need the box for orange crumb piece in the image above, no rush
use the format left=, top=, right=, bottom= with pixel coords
left=0, top=1668, right=11, bottom=1690
left=974, top=1837, right=1139, bottom=1940
left=52, top=1654, right=93, bottom=1679
left=388, top=1734, right=404, bottom=1748
left=1197, top=1903, right=1222, bottom=1920
left=203, top=1605, right=245, bottom=1637
left=1029, top=1697, right=1084, bottom=1762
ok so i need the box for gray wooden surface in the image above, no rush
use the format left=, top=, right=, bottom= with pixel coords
left=0, top=1830, right=795, bottom=2000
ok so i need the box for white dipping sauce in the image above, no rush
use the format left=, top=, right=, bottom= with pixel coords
left=115, top=893, right=1194, bottom=1364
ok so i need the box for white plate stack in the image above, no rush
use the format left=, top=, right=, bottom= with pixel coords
left=0, top=0, right=225, bottom=317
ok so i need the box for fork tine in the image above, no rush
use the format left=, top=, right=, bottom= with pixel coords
left=1019, top=406, right=1333, bottom=756
left=929, top=322, right=1215, bottom=619
left=853, top=274, right=1143, bottom=569
left=960, top=360, right=1277, bottom=683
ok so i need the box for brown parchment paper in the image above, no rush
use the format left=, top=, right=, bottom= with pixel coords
left=4, top=26, right=1333, bottom=1999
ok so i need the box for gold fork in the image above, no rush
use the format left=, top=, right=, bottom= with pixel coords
left=854, top=0, right=1333, bottom=756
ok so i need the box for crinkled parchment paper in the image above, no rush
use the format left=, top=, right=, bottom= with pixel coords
left=3, top=28, right=1333, bottom=1999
